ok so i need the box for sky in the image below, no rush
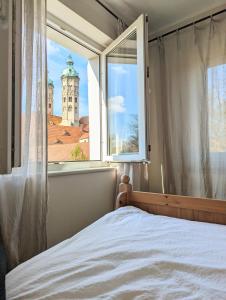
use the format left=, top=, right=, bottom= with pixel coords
left=107, top=62, right=139, bottom=150
left=47, top=38, right=89, bottom=117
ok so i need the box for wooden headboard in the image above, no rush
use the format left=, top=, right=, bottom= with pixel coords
left=116, top=175, right=226, bottom=225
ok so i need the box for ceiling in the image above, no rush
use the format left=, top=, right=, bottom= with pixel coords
left=100, top=0, right=226, bottom=37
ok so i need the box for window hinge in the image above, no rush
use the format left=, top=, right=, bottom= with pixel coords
left=148, top=144, right=151, bottom=152
left=147, top=66, right=149, bottom=78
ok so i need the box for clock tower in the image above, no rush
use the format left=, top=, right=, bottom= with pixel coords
left=61, top=55, right=80, bottom=126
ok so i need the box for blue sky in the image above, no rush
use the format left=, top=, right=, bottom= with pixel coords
left=107, top=62, right=139, bottom=145
left=47, top=38, right=89, bottom=117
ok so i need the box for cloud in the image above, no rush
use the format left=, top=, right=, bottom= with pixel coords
left=111, top=65, right=128, bottom=75
left=108, top=96, right=125, bottom=113
left=47, top=39, right=60, bottom=56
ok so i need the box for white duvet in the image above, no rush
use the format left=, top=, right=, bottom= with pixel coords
left=6, top=206, right=226, bottom=300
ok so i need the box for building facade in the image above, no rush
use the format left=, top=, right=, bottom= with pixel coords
left=48, top=78, right=54, bottom=115
left=61, top=55, right=80, bottom=126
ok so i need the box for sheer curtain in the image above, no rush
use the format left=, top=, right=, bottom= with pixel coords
left=116, top=163, right=149, bottom=192
left=0, top=0, right=47, bottom=268
left=149, top=12, right=226, bottom=199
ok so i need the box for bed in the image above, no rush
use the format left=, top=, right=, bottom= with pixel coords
left=6, top=176, right=226, bottom=299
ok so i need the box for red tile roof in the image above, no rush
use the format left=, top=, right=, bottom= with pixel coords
left=48, top=125, right=81, bottom=144
left=79, top=116, right=89, bottom=125
left=80, top=132, right=89, bottom=140
left=81, top=124, right=89, bottom=133
left=48, top=142, right=89, bottom=161
left=48, top=114, right=89, bottom=161
left=48, top=114, right=62, bottom=125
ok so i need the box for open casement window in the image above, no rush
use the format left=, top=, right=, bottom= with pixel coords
left=101, top=14, right=149, bottom=162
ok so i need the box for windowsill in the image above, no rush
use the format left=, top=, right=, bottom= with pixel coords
left=48, top=161, right=116, bottom=177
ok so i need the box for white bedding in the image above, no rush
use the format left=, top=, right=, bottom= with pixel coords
left=6, top=206, right=226, bottom=300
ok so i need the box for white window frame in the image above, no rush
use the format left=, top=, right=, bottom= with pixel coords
left=101, top=14, right=149, bottom=162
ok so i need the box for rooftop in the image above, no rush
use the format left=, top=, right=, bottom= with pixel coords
left=48, top=114, right=89, bottom=161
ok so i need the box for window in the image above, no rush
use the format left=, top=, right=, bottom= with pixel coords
left=101, top=15, right=149, bottom=161
left=47, top=28, right=100, bottom=162
left=47, top=13, right=148, bottom=164
left=208, top=63, right=226, bottom=153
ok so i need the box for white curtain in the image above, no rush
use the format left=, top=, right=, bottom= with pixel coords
left=117, top=18, right=127, bottom=36
left=149, top=13, right=226, bottom=199
left=0, top=0, right=47, bottom=268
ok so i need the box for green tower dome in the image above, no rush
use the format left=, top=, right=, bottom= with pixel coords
left=48, top=78, right=54, bottom=87
left=61, top=55, right=79, bottom=78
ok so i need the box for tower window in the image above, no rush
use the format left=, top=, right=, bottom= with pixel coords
left=63, top=97, right=66, bottom=102
left=75, top=97, right=77, bottom=103
left=69, top=97, right=72, bottom=102
left=49, top=104, right=51, bottom=108
left=68, top=105, right=72, bottom=112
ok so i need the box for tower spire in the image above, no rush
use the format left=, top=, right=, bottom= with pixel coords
left=66, top=55, right=74, bottom=65
left=48, top=75, right=54, bottom=115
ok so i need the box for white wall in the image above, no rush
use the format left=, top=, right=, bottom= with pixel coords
left=59, top=0, right=118, bottom=40
left=47, top=168, right=116, bottom=247
left=46, top=1, right=118, bottom=248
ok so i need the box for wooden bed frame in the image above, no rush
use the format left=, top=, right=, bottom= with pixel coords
left=116, top=175, right=226, bottom=225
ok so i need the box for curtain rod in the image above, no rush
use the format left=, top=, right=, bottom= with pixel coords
left=95, top=0, right=128, bottom=27
left=149, top=9, right=226, bottom=43
left=95, top=0, right=119, bottom=20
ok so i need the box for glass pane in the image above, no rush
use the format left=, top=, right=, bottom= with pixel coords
left=107, top=30, right=139, bottom=156
left=208, top=64, right=226, bottom=153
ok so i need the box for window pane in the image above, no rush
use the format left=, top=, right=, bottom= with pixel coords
left=47, top=37, right=99, bottom=162
left=208, top=64, right=226, bottom=153
left=107, top=30, right=139, bottom=156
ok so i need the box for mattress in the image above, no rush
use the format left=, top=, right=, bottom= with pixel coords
left=6, top=206, right=226, bottom=299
